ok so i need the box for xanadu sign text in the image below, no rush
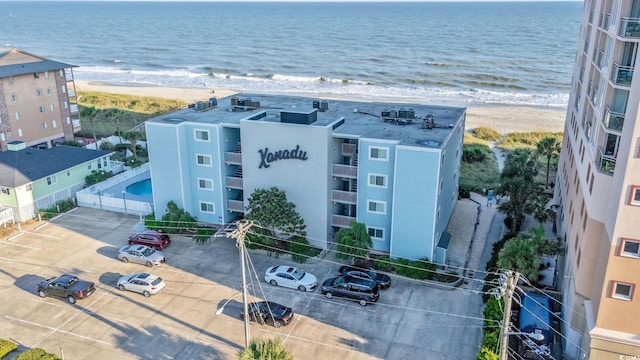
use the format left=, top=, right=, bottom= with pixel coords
left=258, top=145, right=308, bottom=169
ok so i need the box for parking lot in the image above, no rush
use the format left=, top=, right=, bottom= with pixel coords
left=0, top=207, right=484, bottom=360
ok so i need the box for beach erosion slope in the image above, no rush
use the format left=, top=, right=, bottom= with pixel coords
left=75, top=80, right=567, bottom=134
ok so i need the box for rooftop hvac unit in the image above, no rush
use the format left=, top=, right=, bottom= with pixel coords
left=398, top=109, right=408, bottom=119
left=209, top=97, right=218, bottom=106
left=407, top=108, right=415, bottom=119
left=313, top=100, right=320, bottom=109
left=195, top=101, right=206, bottom=111
left=250, top=100, right=261, bottom=108
left=319, top=100, right=329, bottom=112
left=231, top=97, right=239, bottom=106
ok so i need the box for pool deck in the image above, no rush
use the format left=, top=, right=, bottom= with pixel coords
left=99, top=171, right=153, bottom=204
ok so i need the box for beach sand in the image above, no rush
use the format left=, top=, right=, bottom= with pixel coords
left=75, top=80, right=567, bottom=134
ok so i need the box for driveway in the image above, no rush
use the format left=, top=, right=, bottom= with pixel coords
left=0, top=208, right=483, bottom=359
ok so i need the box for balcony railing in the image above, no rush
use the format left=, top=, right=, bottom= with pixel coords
left=72, top=119, right=81, bottom=129
left=603, top=106, right=625, bottom=132
left=226, top=176, right=243, bottom=189
left=68, top=88, right=76, bottom=97
left=595, top=50, right=605, bottom=69
left=331, top=214, right=356, bottom=228
left=331, top=190, right=357, bottom=205
left=589, top=85, right=599, bottom=104
left=589, top=9, right=594, bottom=24
left=227, top=199, right=244, bottom=213
left=599, top=12, right=612, bottom=29
left=224, top=152, right=242, bottom=165
left=611, top=63, right=633, bottom=87
left=597, top=146, right=616, bottom=176
left=619, top=17, right=640, bottom=38
left=69, top=104, right=78, bottom=113
left=332, top=164, right=357, bottom=178
left=584, top=40, right=590, bottom=54
left=341, top=143, right=357, bottom=156
left=579, top=67, right=585, bottom=83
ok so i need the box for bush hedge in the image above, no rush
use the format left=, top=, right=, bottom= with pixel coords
left=471, top=127, right=502, bottom=141
left=38, top=198, right=76, bottom=220
left=0, top=339, right=17, bottom=359
left=14, top=348, right=58, bottom=360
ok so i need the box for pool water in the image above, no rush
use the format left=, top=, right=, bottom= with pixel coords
left=126, top=179, right=153, bottom=196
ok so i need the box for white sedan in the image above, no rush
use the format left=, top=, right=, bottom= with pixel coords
left=117, top=273, right=166, bottom=297
left=264, top=265, right=317, bottom=292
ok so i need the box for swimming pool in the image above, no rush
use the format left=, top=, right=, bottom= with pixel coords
left=126, top=179, right=153, bottom=196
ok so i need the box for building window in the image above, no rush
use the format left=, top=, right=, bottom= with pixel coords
left=47, top=87, right=52, bottom=96
left=50, top=104, right=55, bottom=112
left=66, top=117, right=71, bottom=124
left=200, top=202, right=215, bottom=213
left=369, top=146, right=388, bottom=161
left=367, top=200, right=386, bottom=214
left=196, top=154, right=212, bottom=166
left=39, top=106, right=45, bottom=113
left=0, top=187, right=10, bottom=195
left=17, top=129, right=22, bottom=137
left=59, top=70, right=63, bottom=77
left=97, top=159, right=102, bottom=169
left=8, top=76, right=13, bottom=85
left=64, top=101, right=68, bottom=109
left=46, top=175, right=57, bottom=185
left=368, top=174, right=387, bottom=188
left=42, top=122, right=47, bottom=129
left=630, top=186, right=640, bottom=206
left=15, top=112, right=19, bottom=120
left=11, top=93, right=16, bottom=102
left=88, top=163, right=92, bottom=170
left=195, top=129, right=210, bottom=142
left=103, top=158, right=108, bottom=167
left=367, top=227, right=384, bottom=240
left=26, top=184, right=32, bottom=191
left=198, top=178, right=214, bottom=190
left=0, top=133, right=5, bottom=142
left=611, top=281, right=634, bottom=301
left=52, top=120, right=57, bottom=128
left=620, top=239, right=640, bottom=258
left=33, top=72, right=39, bottom=79
left=66, top=170, right=71, bottom=176
left=61, top=85, right=66, bottom=94
left=44, top=70, right=49, bottom=79
left=36, top=89, right=42, bottom=96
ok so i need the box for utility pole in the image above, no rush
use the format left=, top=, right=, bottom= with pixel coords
left=498, top=271, right=520, bottom=360
left=227, top=220, right=253, bottom=349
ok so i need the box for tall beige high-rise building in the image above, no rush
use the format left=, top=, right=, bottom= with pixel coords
left=557, top=0, right=640, bottom=359
left=0, top=48, right=81, bottom=151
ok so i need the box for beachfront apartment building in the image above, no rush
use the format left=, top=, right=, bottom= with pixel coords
left=145, top=94, right=465, bottom=262
left=0, top=48, right=81, bottom=151
left=555, top=0, right=640, bottom=358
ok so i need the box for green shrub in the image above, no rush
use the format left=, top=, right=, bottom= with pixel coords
left=477, top=346, right=499, bottom=360
left=14, top=348, right=58, bottom=360
left=462, top=144, right=490, bottom=163
left=288, top=236, right=322, bottom=263
left=85, top=170, right=114, bottom=186
left=472, top=127, right=502, bottom=141
left=0, top=339, right=18, bottom=358
left=38, top=199, right=76, bottom=219
left=374, top=258, right=394, bottom=272
left=392, top=258, right=434, bottom=280
left=498, top=131, right=563, bottom=150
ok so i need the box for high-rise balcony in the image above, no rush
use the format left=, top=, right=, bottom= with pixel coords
left=332, top=164, right=357, bottom=178
left=342, top=143, right=357, bottom=156
left=603, top=106, right=625, bottom=132
left=227, top=199, right=244, bottom=213
left=595, top=50, right=605, bottom=69
left=599, top=12, right=612, bottom=30
left=69, top=104, right=78, bottom=114
left=226, top=176, right=243, bottom=189
left=584, top=40, right=590, bottom=55
left=224, top=152, right=242, bottom=165
left=331, top=214, right=356, bottom=228
left=597, top=146, right=616, bottom=176
left=619, top=18, right=640, bottom=38
left=331, top=190, right=357, bottom=205
left=611, top=63, right=633, bottom=87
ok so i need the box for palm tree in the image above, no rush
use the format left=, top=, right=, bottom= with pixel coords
left=497, top=148, right=538, bottom=233
left=536, top=136, right=561, bottom=189
left=334, top=220, right=373, bottom=261
left=122, top=131, right=143, bottom=158
left=238, top=339, right=293, bottom=360
left=524, top=194, right=558, bottom=226
left=497, top=237, right=539, bottom=282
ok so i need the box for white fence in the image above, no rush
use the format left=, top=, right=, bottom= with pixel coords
left=76, top=163, right=153, bottom=216
left=0, top=207, right=14, bottom=226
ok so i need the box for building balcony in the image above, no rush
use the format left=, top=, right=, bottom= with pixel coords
left=72, top=119, right=81, bottom=129
left=331, top=190, right=357, bottom=205
left=69, top=104, right=78, bottom=114
left=68, top=88, right=76, bottom=97
left=603, top=106, right=625, bottom=132
left=341, top=143, right=357, bottom=156
left=332, top=164, right=357, bottom=178
left=226, top=176, right=243, bottom=189
left=597, top=146, right=616, bottom=176
left=595, top=50, right=605, bottom=69
left=583, top=40, right=589, bottom=54
left=227, top=199, right=244, bottom=213
left=599, top=12, right=612, bottom=30
left=332, top=214, right=356, bottom=228
left=224, top=152, right=242, bottom=165
left=619, top=18, right=640, bottom=38
left=611, top=63, right=633, bottom=87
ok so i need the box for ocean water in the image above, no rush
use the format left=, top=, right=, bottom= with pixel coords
left=0, top=1, right=583, bottom=107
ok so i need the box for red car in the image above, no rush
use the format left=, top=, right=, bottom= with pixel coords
left=128, top=230, right=171, bottom=250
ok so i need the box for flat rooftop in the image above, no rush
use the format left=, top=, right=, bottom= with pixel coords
left=149, top=93, right=466, bottom=149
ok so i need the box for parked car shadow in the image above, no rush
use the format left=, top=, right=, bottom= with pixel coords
left=99, top=272, right=123, bottom=287
left=96, top=245, right=120, bottom=260
left=12, top=274, right=44, bottom=296
left=215, top=299, right=242, bottom=317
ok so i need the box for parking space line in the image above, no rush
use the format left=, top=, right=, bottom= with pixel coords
left=0, top=240, right=41, bottom=250
left=5, top=316, right=115, bottom=346
left=21, top=231, right=60, bottom=240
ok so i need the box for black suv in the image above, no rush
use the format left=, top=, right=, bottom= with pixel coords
left=321, top=275, right=379, bottom=306
left=338, top=265, right=391, bottom=289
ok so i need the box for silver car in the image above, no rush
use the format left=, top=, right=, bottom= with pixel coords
left=265, top=265, right=317, bottom=292
left=117, top=273, right=166, bottom=297
left=117, top=245, right=165, bottom=267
